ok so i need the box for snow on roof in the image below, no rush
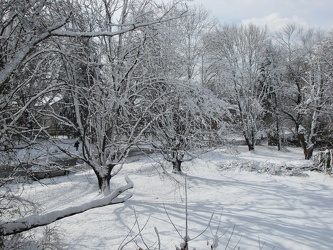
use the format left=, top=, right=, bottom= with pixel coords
left=35, top=94, right=63, bottom=106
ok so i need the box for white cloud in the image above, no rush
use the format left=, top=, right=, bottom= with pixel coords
left=241, top=13, right=309, bottom=32
left=192, top=0, right=332, bottom=31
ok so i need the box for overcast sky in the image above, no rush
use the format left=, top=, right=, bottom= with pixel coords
left=191, top=0, right=333, bottom=32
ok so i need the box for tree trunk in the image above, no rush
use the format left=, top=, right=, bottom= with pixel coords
left=97, top=174, right=112, bottom=195
left=273, top=93, right=282, bottom=151
left=276, top=114, right=281, bottom=151
left=94, top=164, right=115, bottom=195
left=172, top=159, right=182, bottom=173
left=304, top=145, right=314, bottom=160
left=246, top=142, right=255, bottom=151
left=244, top=130, right=255, bottom=151
left=298, top=132, right=314, bottom=160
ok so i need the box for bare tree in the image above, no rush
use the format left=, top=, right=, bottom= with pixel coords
left=148, top=82, right=227, bottom=173
left=275, top=24, right=327, bottom=159
left=204, top=23, right=269, bottom=150
left=172, top=5, right=213, bottom=83
left=257, top=41, right=285, bottom=150
left=297, top=31, right=331, bottom=159
left=1, top=0, right=187, bottom=238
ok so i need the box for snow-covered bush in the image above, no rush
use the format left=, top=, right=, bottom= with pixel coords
left=2, top=225, right=64, bottom=250
left=219, top=160, right=309, bottom=177
left=314, top=149, right=333, bottom=174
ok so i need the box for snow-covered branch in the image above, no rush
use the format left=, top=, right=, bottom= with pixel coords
left=50, top=15, right=185, bottom=38
left=0, top=176, right=133, bottom=236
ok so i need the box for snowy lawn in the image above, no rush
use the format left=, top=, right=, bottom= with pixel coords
left=6, top=145, right=333, bottom=249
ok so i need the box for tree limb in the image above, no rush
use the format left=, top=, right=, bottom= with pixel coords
left=0, top=176, right=133, bottom=236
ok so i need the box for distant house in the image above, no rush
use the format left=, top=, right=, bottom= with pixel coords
left=34, top=94, right=66, bottom=137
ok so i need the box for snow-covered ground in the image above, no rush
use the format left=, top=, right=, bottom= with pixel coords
left=4, top=145, right=333, bottom=249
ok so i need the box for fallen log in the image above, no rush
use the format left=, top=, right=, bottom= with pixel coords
left=0, top=176, right=133, bottom=236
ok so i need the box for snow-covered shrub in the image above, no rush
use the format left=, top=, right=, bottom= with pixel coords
left=2, top=225, right=64, bottom=250
left=314, top=149, right=333, bottom=174
left=219, top=160, right=309, bottom=177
